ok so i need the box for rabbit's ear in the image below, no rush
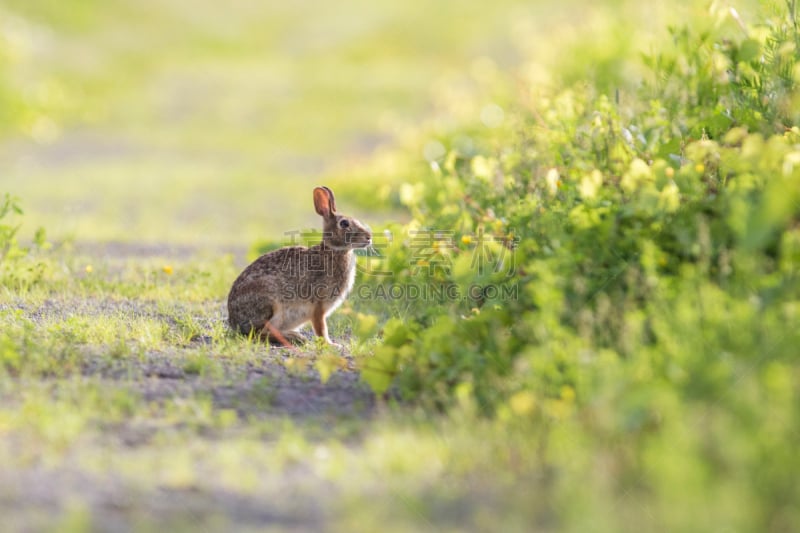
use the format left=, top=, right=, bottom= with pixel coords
left=313, top=187, right=334, bottom=219
left=321, top=186, right=337, bottom=213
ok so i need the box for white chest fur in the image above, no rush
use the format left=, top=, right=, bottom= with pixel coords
left=326, top=253, right=356, bottom=317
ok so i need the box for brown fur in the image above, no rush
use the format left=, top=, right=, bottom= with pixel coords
left=227, top=187, right=371, bottom=344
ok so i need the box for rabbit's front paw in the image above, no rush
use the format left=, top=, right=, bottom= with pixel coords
left=322, top=336, right=342, bottom=349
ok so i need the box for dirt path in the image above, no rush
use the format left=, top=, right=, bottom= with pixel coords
left=4, top=290, right=376, bottom=421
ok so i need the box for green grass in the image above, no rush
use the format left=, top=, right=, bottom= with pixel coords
left=0, top=247, right=470, bottom=530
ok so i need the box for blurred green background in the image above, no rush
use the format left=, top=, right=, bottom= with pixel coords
left=0, top=0, right=553, bottom=245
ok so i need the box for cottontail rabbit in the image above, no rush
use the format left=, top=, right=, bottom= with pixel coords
left=227, top=186, right=372, bottom=345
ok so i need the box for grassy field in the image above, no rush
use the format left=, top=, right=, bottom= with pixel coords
left=2, top=0, right=800, bottom=531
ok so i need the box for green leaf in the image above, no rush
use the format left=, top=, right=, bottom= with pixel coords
left=737, top=39, right=761, bottom=63
left=360, top=345, right=397, bottom=394
left=354, top=312, right=379, bottom=342
left=316, top=353, right=345, bottom=384
left=34, top=227, right=49, bottom=249
left=382, top=318, right=414, bottom=347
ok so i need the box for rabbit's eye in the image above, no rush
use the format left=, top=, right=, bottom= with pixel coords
left=339, top=219, right=350, bottom=228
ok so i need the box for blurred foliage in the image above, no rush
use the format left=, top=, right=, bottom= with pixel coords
left=354, top=2, right=800, bottom=529
left=0, top=0, right=538, bottom=245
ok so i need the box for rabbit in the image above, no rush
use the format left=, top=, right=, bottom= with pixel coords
left=227, top=186, right=372, bottom=346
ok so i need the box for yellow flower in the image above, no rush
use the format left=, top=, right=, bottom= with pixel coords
left=162, top=265, right=174, bottom=275
left=509, top=391, right=536, bottom=416
left=659, top=182, right=681, bottom=213
left=579, top=169, right=604, bottom=199
left=85, top=265, right=93, bottom=274
left=560, top=385, right=576, bottom=402
left=695, top=163, right=705, bottom=173
left=665, top=167, right=675, bottom=178
left=544, top=168, right=560, bottom=196
left=461, top=235, right=472, bottom=245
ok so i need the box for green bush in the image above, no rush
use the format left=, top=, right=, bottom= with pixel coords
left=353, top=4, right=800, bottom=526
left=363, top=2, right=800, bottom=405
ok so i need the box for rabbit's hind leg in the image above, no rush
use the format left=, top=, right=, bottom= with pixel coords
left=230, top=294, right=274, bottom=337
left=259, top=325, right=304, bottom=347
left=258, top=304, right=306, bottom=346
left=259, top=320, right=295, bottom=347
